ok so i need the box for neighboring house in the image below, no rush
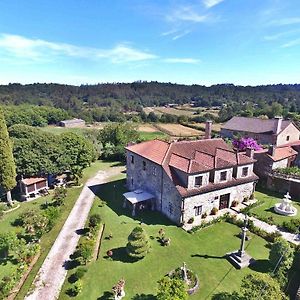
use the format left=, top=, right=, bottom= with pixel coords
left=19, top=177, right=49, bottom=200
left=59, top=118, right=85, bottom=128
left=221, top=116, right=300, bottom=146
left=253, top=146, right=298, bottom=179
left=125, top=137, right=258, bottom=227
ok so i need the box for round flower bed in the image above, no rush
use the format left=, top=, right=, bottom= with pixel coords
left=168, top=267, right=199, bottom=295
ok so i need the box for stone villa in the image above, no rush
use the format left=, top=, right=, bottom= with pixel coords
left=124, top=136, right=258, bottom=227
left=221, top=116, right=300, bottom=146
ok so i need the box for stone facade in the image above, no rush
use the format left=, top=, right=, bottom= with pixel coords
left=182, top=182, right=254, bottom=226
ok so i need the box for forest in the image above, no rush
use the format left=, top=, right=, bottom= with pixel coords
left=1, top=82, right=300, bottom=124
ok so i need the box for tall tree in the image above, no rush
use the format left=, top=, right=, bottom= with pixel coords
left=0, top=107, right=16, bottom=204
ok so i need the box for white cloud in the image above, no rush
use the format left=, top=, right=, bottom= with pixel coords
left=203, top=0, right=224, bottom=8
left=281, top=38, right=300, bottom=48
left=269, top=17, right=300, bottom=26
left=167, top=6, right=208, bottom=23
left=0, top=33, right=157, bottom=63
left=172, top=30, right=191, bottom=40
left=164, top=58, right=201, bottom=64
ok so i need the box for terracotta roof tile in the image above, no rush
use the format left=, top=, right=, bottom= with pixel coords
left=22, top=177, right=47, bottom=185
left=126, top=140, right=170, bottom=165
left=267, top=146, right=298, bottom=161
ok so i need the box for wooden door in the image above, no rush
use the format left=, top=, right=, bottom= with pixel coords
left=219, top=193, right=230, bottom=210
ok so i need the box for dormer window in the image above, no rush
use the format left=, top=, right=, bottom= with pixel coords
left=242, top=167, right=248, bottom=177
left=220, top=171, right=227, bottom=181
left=194, top=176, right=203, bottom=187
left=143, top=161, right=146, bottom=171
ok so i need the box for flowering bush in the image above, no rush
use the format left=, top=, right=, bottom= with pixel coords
left=232, top=137, right=262, bottom=151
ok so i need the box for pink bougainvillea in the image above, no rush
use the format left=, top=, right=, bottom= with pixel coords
left=232, top=137, right=262, bottom=151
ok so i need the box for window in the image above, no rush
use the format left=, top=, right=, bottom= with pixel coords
left=131, top=178, right=134, bottom=186
left=220, top=171, right=227, bottom=181
left=242, top=167, right=248, bottom=177
left=194, top=176, right=203, bottom=187
left=143, top=161, right=146, bottom=171
left=194, top=205, right=203, bottom=216
left=214, top=196, right=219, bottom=200
left=286, top=135, right=290, bottom=141
left=131, top=155, right=134, bottom=164
left=152, top=166, right=156, bottom=176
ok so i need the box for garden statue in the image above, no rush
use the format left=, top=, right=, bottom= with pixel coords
left=274, top=192, right=298, bottom=216
left=112, top=279, right=125, bottom=300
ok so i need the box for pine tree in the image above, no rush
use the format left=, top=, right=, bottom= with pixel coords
left=126, top=227, right=150, bottom=259
left=0, top=108, right=16, bottom=204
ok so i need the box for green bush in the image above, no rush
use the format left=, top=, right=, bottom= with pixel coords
left=77, top=239, right=94, bottom=265
left=43, top=206, right=60, bottom=229
left=282, top=219, right=300, bottom=233
left=210, top=207, right=218, bottom=215
left=126, top=227, right=151, bottom=259
left=68, top=280, right=83, bottom=297
left=73, top=267, right=87, bottom=281
left=89, top=214, right=102, bottom=228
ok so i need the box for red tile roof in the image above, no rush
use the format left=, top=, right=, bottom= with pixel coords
left=126, top=138, right=257, bottom=197
left=22, top=177, right=47, bottom=185
left=126, top=140, right=170, bottom=165
left=267, top=146, right=298, bottom=161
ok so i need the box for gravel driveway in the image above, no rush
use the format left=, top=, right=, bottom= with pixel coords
left=25, top=166, right=124, bottom=300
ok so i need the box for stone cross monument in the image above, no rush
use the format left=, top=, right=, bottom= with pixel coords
left=227, top=214, right=255, bottom=269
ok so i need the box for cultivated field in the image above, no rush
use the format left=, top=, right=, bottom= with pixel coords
left=154, top=123, right=203, bottom=137
left=143, top=105, right=220, bottom=118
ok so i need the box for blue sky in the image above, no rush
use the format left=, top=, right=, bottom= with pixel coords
left=0, top=0, right=300, bottom=85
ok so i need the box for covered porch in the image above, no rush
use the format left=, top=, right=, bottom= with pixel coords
left=123, top=189, right=155, bottom=216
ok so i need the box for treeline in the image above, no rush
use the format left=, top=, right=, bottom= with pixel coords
left=2, top=82, right=300, bottom=113
left=2, top=105, right=70, bottom=127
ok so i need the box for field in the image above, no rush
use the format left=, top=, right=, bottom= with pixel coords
left=59, top=176, right=271, bottom=300
left=191, top=122, right=223, bottom=133
left=154, top=123, right=203, bottom=137
left=143, top=105, right=220, bottom=118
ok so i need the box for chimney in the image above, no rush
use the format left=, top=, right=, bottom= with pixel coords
left=274, top=116, right=283, bottom=134
left=268, top=145, right=276, bottom=156
left=205, top=120, right=212, bottom=139
left=245, top=147, right=254, bottom=159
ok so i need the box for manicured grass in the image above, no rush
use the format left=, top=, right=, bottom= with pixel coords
left=60, top=175, right=271, bottom=300
left=3, top=160, right=115, bottom=300
left=252, top=188, right=300, bottom=226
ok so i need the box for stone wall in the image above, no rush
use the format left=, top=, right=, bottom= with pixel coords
left=183, top=182, right=254, bottom=226
left=126, top=150, right=163, bottom=209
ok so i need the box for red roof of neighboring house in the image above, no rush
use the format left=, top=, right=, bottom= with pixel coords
left=267, top=147, right=298, bottom=161
left=22, top=177, right=47, bottom=185
left=222, top=116, right=291, bottom=134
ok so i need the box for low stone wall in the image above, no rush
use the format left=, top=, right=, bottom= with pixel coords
left=267, top=173, right=300, bottom=201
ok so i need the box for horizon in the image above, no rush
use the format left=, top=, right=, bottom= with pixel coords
left=1, top=0, right=300, bottom=86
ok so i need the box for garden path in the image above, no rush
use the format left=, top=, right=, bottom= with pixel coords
left=25, top=166, right=124, bottom=300
left=233, top=207, right=300, bottom=245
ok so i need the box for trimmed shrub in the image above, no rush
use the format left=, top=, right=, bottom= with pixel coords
left=211, top=207, right=218, bottom=215
left=231, top=200, right=238, bottom=208
left=282, top=219, right=300, bottom=233
left=67, top=280, right=83, bottom=297
left=89, top=214, right=102, bottom=228
left=187, top=217, right=194, bottom=224
left=73, top=267, right=87, bottom=281
left=126, top=227, right=151, bottom=259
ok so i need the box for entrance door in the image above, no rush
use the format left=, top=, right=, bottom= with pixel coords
left=219, top=194, right=230, bottom=210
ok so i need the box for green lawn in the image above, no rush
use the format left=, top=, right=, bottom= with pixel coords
left=60, top=175, right=271, bottom=300
left=139, top=131, right=168, bottom=141
left=39, top=126, right=90, bottom=135
left=252, top=188, right=300, bottom=226
left=0, top=160, right=115, bottom=299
